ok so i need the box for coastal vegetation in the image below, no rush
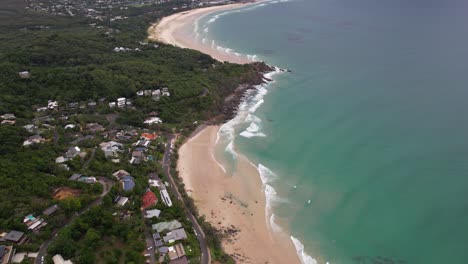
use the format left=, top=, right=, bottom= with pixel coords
left=0, top=0, right=265, bottom=263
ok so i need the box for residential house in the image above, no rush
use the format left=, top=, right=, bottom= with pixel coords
left=162, top=87, right=170, bottom=97
left=99, top=141, right=123, bottom=158
left=1, top=230, right=28, bottom=245
left=47, top=100, right=59, bottom=110
left=0, top=113, right=15, bottom=120
left=36, top=107, right=48, bottom=112
left=23, top=214, right=47, bottom=232
left=141, top=190, right=158, bottom=210
left=152, top=233, right=163, bottom=247
left=117, top=97, right=126, bottom=108
left=152, top=220, right=182, bottom=233
left=18, top=71, right=31, bottom=79
left=23, top=124, right=36, bottom=133
left=0, top=245, right=14, bottom=264
left=68, top=102, right=79, bottom=109
left=52, top=254, right=74, bottom=264
left=55, top=156, right=68, bottom=164
left=169, top=256, right=189, bottom=264
left=144, top=117, right=162, bottom=125
left=65, top=146, right=81, bottom=159
left=167, top=243, right=185, bottom=261
left=69, top=174, right=82, bottom=181
left=163, top=228, right=187, bottom=243
left=160, top=189, right=173, bottom=207
left=115, top=196, right=129, bottom=206
left=122, top=176, right=135, bottom=191
left=109, top=102, right=116, bottom=108
left=42, top=204, right=60, bottom=216
left=77, top=176, right=97, bottom=184
left=141, top=133, right=158, bottom=141
left=1, top=120, right=15, bottom=125
left=130, top=150, right=145, bottom=165
left=86, top=123, right=104, bottom=132
left=23, top=135, right=46, bottom=146
left=88, top=101, right=97, bottom=108
left=113, top=169, right=130, bottom=179
left=145, top=209, right=161, bottom=219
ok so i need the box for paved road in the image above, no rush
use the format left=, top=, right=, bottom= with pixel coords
left=142, top=211, right=157, bottom=264
left=35, top=178, right=114, bottom=264
left=162, top=135, right=211, bottom=264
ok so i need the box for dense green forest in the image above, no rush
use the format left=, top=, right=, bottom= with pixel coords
left=0, top=0, right=263, bottom=262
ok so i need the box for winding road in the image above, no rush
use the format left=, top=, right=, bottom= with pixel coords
left=162, top=134, right=211, bottom=264
left=34, top=178, right=114, bottom=264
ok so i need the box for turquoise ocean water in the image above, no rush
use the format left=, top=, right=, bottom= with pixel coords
left=195, top=0, right=468, bottom=263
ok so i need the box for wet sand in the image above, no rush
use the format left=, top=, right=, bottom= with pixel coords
left=178, top=126, right=300, bottom=263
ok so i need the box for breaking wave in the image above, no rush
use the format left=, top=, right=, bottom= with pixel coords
left=291, top=236, right=318, bottom=264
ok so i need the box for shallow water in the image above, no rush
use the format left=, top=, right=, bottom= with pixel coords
left=198, top=0, right=468, bottom=263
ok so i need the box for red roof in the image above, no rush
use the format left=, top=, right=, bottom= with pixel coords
left=141, top=133, right=158, bottom=140
left=142, top=190, right=158, bottom=209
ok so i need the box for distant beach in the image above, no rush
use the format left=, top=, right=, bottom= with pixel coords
left=148, top=3, right=252, bottom=64
left=148, top=3, right=301, bottom=263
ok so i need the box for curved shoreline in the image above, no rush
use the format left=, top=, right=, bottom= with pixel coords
left=148, top=3, right=253, bottom=64
left=149, top=3, right=302, bottom=264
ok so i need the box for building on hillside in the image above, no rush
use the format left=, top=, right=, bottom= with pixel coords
left=167, top=243, right=185, bottom=261
left=18, top=71, right=31, bottom=79
left=0, top=245, right=14, bottom=264
left=169, top=256, right=189, bottom=264
left=42, top=204, right=60, bottom=216
left=99, top=141, right=123, bottom=158
left=160, top=189, right=173, bottom=207
left=152, top=220, right=182, bottom=233
left=113, top=170, right=130, bottom=179
left=47, top=100, right=58, bottom=110
left=144, top=117, right=162, bottom=125
left=163, top=228, right=187, bottom=243
left=23, top=135, right=46, bottom=146
left=141, top=133, right=158, bottom=141
left=65, top=146, right=81, bottom=159
left=145, top=209, right=161, bottom=219
left=115, top=196, right=129, bottom=207
left=23, top=214, right=47, bottom=232
left=0, top=113, right=15, bottom=120
left=122, top=176, right=135, bottom=191
left=52, top=254, right=74, bottom=264
left=152, top=232, right=163, bottom=247
left=117, top=98, right=126, bottom=108
left=141, top=190, right=158, bottom=210
left=1, top=230, right=28, bottom=245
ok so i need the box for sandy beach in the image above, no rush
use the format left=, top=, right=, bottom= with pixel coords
left=148, top=4, right=252, bottom=64
left=178, top=126, right=300, bottom=263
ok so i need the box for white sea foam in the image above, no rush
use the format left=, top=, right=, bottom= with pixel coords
left=225, top=141, right=238, bottom=159
left=258, top=163, right=277, bottom=184
left=291, top=236, right=318, bottom=264
left=203, top=27, right=209, bottom=33
left=269, top=213, right=283, bottom=233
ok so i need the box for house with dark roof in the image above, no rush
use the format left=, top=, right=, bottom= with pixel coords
left=3, top=230, right=28, bottom=245
left=141, top=190, right=158, bottom=210
left=42, top=204, right=60, bottom=216
left=122, top=176, right=135, bottom=191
